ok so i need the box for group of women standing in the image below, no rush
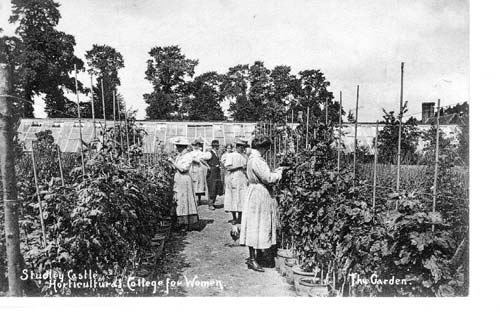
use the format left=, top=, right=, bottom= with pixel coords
left=171, top=135, right=284, bottom=272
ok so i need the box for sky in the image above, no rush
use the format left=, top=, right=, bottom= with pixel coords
left=0, top=0, right=469, bottom=121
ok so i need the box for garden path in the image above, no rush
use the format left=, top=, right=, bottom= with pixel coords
left=160, top=196, right=295, bottom=297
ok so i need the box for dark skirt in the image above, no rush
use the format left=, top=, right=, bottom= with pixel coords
left=207, top=167, right=224, bottom=198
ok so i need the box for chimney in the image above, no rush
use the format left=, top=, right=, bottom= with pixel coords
left=422, top=102, right=435, bottom=123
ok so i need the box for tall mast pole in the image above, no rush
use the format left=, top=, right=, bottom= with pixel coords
left=101, top=78, right=107, bottom=139
left=396, top=62, right=404, bottom=193
left=90, top=74, right=96, bottom=140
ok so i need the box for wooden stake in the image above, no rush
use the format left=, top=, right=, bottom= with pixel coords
left=90, top=73, right=96, bottom=140
left=100, top=78, right=106, bottom=139
left=112, top=89, right=116, bottom=126
left=125, top=109, right=131, bottom=164
left=372, top=121, right=379, bottom=211
left=432, top=99, right=441, bottom=232
left=278, top=132, right=281, bottom=155
left=56, top=145, right=65, bottom=187
left=74, top=64, right=85, bottom=177
left=133, top=127, right=137, bottom=146
left=396, top=62, right=404, bottom=193
left=153, top=136, right=157, bottom=163
left=325, top=102, right=328, bottom=125
left=273, top=123, right=277, bottom=169
left=353, top=85, right=359, bottom=182
left=337, top=91, right=342, bottom=173
left=306, top=106, right=310, bottom=149
left=117, top=95, right=124, bottom=151
left=30, top=147, right=47, bottom=248
left=0, top=63, right=23, bottom=295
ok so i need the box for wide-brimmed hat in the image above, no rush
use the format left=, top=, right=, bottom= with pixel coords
left=234, top=138, right=248, bottom=147
left=172, top=137, right=190, bottom=146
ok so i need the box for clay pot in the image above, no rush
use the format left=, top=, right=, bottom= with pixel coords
left=292, top=265, right=315, bottom=293
left=296, top=277, right=329, bottom=297
left=276, top=248, right=294, bottom=275
left=284, top=257, right=298, bottom=285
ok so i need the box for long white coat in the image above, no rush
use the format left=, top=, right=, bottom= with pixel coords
left=223, top=152, right=248, bottom=213
left=239, top=149, right=282, bottom=249
left=174, top=150, right=199, bottom=225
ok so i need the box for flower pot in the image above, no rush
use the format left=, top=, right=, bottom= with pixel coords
left=296, top=277, right=329, bottom=297
left=284, top=257, right=298, bottom=285
left=292, top=265, right=315, bottom=292
left=276, top=248, right=294, bottom=275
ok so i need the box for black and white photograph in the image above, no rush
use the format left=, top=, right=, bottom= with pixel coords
left=0, top=0, right=486, bottom=306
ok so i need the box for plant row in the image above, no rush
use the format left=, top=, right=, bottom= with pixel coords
left=275, top=123, right=468, bottom=297
left=8, top=129, right=176, bottom=296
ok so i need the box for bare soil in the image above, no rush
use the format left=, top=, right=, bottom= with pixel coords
left=160, top=196, right=295, bottom=297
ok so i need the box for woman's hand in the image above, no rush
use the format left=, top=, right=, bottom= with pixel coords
left=275, top=166, right=288, bottom=172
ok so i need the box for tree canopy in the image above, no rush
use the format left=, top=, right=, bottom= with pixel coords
left=143, top=46, right=198, bottom=120
left=296, top=69, right=334, bottom=123
left=183, top=71, right=225, bottom=121
left=4, top=0, right=85, bottom=118
left=85, top=44, right=125, bottom=119
left=377, top=105, right=421, bottom=164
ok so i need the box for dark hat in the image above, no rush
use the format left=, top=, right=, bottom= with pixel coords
left=211, top=139, right=220, bottom=146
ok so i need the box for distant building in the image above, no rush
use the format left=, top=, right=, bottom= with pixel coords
left=16, top=116, right=464, bottom=154
left=420, top=102, right=467, bottom=125
left=17, top=119, right=258, bottom=153
left=421, top=102, right=435, bottom=123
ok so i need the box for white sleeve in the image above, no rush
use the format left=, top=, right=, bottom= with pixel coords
left=251, top=158, right=281, bottom=185
left=224, top=153, right=234, bottom=167
left=175, top=153, right=192, bottom=172
left=200, top=151, right=212, bottom=160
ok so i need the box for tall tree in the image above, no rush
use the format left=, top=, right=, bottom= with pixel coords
left=8, top=0, right=85, bottom=117
left=222, top=64, right=251, bottom=121
left=248, top=61, right=271, bottom=121
left=444, top=101, right=469, bottom=116
left=297, top=69, right=333, bottom=123
left=184, top=71, right=225, bottom=121
left=377, top=105, right=420, bottom=164
left=325, top=100, right=343, bottom=125
left=143, top=46, right=198, bottom=120
left=85, top=44, right=125, bottom=119
left=265, top=65, right=300, bottom=122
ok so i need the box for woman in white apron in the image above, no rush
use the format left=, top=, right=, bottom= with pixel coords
left=239, top=135, right=284, bottom=272
left=171, top=138, right=199, bottom=230
left=223, top=139, right=248, bottom=224
left=220, top=143, right=233, bottom=196
left=189, top=138, right=211, bottom=205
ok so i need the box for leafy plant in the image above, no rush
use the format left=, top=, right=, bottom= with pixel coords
left=377, top=106, right=420, bottom=165
left=14, top=129, right=176, bottom=296
left=276, top=119, right=467, bottom=297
